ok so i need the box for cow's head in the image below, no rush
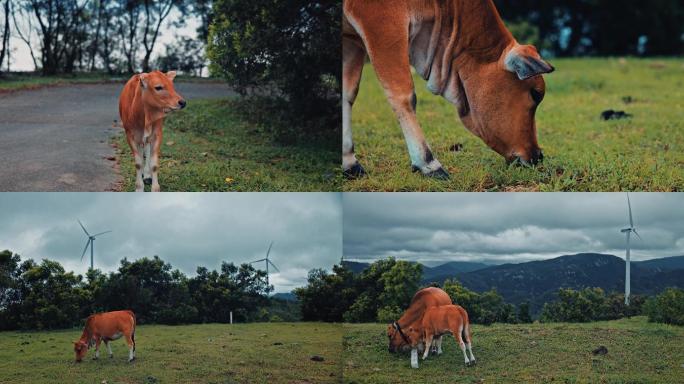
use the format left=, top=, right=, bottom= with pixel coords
left=139, top=70, right=187, bottom=113
left=386, top=322, right=413, bottom=353
left=73, top=340, right=88, bottom=362
left=451, top=43, right=554, bottom=166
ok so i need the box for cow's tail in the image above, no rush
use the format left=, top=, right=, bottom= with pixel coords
left=461, top=307, right=472, bottom=345
left=128, top=310, right=137, bottom=351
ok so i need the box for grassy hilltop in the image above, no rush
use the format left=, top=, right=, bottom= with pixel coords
left=343, top=317, right=684, bottom=384
left=345, top=58, right=684, bottom=192
left=0, top=322, right=342, bottom=384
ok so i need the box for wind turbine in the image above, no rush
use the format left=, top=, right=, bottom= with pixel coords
left=78, top=220, right=112, bottom=271
left=620, top=193, right=641, bottom=305
left=249, top=241, right=280, bottom=292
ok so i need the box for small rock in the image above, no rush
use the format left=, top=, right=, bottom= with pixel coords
left=310, top=355, right=325, bottom=362
left=622, top=96, right=634, bottom=104
left=601, top=110, right=632, bottom=121
left=166, top=141, right=175, bottom=146
left=592, top=346, right=608, bottom=355
left=273, top=342, right=283, bottom=346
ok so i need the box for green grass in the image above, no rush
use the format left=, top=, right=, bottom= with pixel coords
left=0, top=322, right=342, bottom=384
left=115, top=98, right=341, bottom=191
left=343, top=317, right=684, bottom=384
left=345, top=58, right=684, bottom=191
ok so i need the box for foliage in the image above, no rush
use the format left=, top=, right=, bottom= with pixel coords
left=0, top=250, right=294, bottom=331
left=442, top=279, right=517, bottom=325
left=494, top=0, right=684, bottom=56
left=643, top=287, right=684, bottom=325
left=540, top=288, right=644, bottom=323
left=207, top=0, right=341, bottom=138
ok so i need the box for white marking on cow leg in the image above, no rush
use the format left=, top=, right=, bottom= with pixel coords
left=342, top=99, right=359, bottom=170
left=394, top=100, right=444, bottom=175
left=456, top=325, right=470, bottom=366
left=437, top=336, right=443, bottom=355
left=106, top=341, right=113, bottom=358
left=128, top=345, right=134, bottom=362
left=150, top=133, right=161, bottom=192
left=410, top=348, right=419, bottom=369
left=134, top=143, right=144, bottom=192
left=143, top=141, right=151, bottom=180
left=467, top=342, right=475, bottom=363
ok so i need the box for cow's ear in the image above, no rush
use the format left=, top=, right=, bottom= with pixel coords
left=504, top=44, right=554, bottom=80
left=165, top=71, right=177, bottom=81
left=139, top=73, right=149, bottom=89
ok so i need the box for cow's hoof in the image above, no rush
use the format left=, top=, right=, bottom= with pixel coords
left=344, top=163, right=366, bottom=179
left=426, top=167, right=450, bottom=180
left=143, top=177, right=152, bottom=185
left=109, top=355, right=113, bottom=359
left=128, top=358, right=136, bottom=363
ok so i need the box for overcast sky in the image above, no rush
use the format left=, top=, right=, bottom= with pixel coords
left=0, top=193, right=342, bottom=293
left=343, top=193, right=684, bottom=266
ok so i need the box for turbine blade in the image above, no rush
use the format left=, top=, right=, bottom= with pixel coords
left=80, top=239, right=91, bottom=261
left=265, top=241, right=274, bottom=259
left=633, top=229, right=642, bottom=241
left=627, top=193, right=633, bottom=228
left=78, top=219, right=90, bottom=236
left=267, top=260, right=280, bottom=273
left=92, top=230, right=112, bottom=237
left=249, top=258, right=266, bottom=264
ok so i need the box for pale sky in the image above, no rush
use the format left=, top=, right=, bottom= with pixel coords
left=8, top=8, right=201, bottom=72
left=0, top=193, right=343, bottom=293
left=343, top=193, right=684, bottom=266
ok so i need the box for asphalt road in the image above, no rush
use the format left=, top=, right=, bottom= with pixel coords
left=0, top=82, right=234, bottom=191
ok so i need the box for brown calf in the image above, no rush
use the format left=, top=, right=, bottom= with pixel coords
left=119, top=71, right=186, bottom=192
left=74, top=310, right=136, bottom=362
left=343, top=0, right=554, bottom=179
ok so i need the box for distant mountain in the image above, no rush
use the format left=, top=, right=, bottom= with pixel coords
left=342, top=260, right=370, bottom=274
left=272, top=292, right=298, bottom=302
left=636, top=255, right=684, bottom=271
left=451, top=253, right=684, bottom=312
left=423, top=261, right=490, bottom=282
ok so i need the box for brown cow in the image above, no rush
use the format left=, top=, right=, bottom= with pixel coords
left=343, top=0, right=554, bottom=179
left=119, top=71, right=186, bottom=192
left=74, top=310, right=136, bottom=362
left=387, top=287, right=452, bottom=366
left=406, top=304, right=475, bottom=367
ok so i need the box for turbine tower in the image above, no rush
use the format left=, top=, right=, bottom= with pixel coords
left=78, top=220, right=112, bottom=270
left=620, top=193, right=641, bottom=305
left=249, top=241, right=280, bottom=292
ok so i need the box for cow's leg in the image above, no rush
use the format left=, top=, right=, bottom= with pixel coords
left=410, top=347, right=419, bottom=369
left=467, top=341, right=476, bottom=364
left=125, top=333, right=135, bottom=362
left=437, top=336, right=444, bottom=355
left=125, top=130, right=145, bottom=192
left=149, top=124, right=163, bottom=192
left=455, top=325, right=470, bottom=366
left=342, top=35, right=366, bottom=178
left=352, top=15, right=448, bottom=179
left=422, top=334, right=433, bottom=360
left=143, top=139, right=152, bottom=186
left=93, top=338, right=101, bottom=360
left=106, top=340, right=113, bottom=358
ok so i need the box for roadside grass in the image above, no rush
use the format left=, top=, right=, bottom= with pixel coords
left=343, top=316, right=684, bottom=384
left=0, top=322, right=342, bottom=384
left=115, top=98, right=341, bottom=191
left=0, top=72, right=224, bottom=92
left=345, top=58, right=684, bottom=191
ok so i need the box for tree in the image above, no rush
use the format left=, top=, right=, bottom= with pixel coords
left=643, top=288, right=684, bottom=326
left=0, top=0, right=10, bottom=74
left=140, top=0, right=182, bottom=72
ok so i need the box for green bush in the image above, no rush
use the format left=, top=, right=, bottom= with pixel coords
left=643, top=288, right=684, bottom=326
left=377, top=306, right=403, bottom=324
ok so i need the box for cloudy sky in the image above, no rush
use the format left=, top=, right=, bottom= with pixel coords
left=0, top=193, right=342, bottom=293
left=344, top=193, right=684, bottom=265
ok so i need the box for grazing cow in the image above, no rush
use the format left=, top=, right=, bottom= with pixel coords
left=343, top=0, right=554, bottom=179
left=407, top=304, right=476, bottom=367
left=74, top=310, right=136, bottom=362
left=387, top=287, right=452, bottom=366
left=119, top=71, right=186, bottom=192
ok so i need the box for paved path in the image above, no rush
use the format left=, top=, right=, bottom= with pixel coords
left=0, top=82, right=234, bottom=191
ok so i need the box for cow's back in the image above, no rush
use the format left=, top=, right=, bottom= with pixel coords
left=399, top=287, right=452, bottom=325
left=119, top=75, right=144, bottom=130
left=86, top=310, right=136, bottom=337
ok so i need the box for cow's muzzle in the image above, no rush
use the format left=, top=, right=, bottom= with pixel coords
left=508, top=149, right=544, bottom=167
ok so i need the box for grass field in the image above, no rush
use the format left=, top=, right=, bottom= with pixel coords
left=345, top=58, right=684, bottom=191
left=0, top=322, right=342, bottom=384
left=115, top=99, right=341, bottom=191
left=343, top=317, right=684, bottom=384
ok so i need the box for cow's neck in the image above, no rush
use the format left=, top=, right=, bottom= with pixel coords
left=410, top=0, right=514, bottom=97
